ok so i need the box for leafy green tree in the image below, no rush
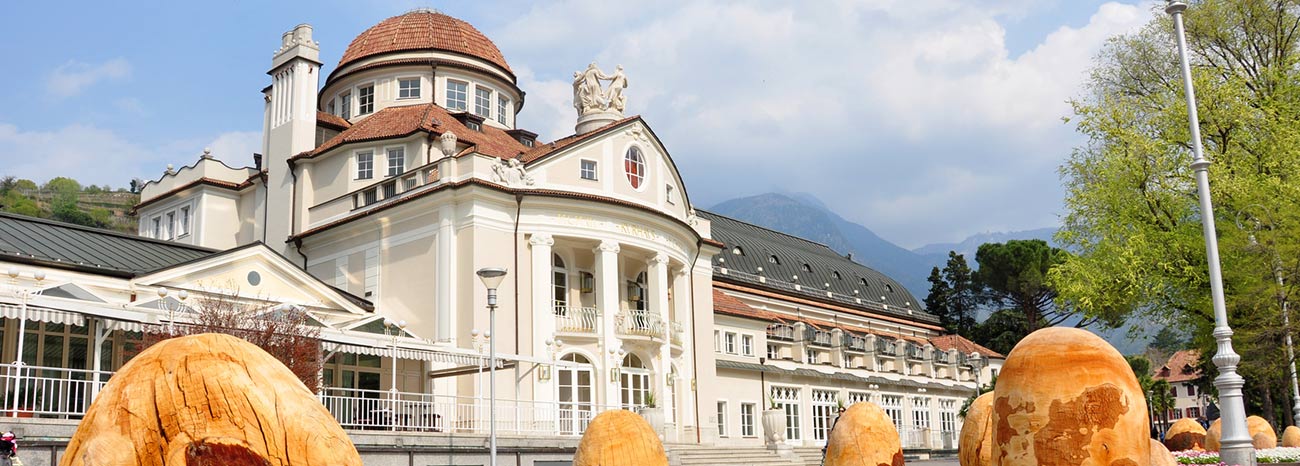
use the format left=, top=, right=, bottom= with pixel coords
left=924, top=252, right=979, bottom=337
left=0, top=191, right=40, bottom=217
left=972, top=309, right=1028, bottom=356
left=975, top=240, right=1077, bottom=332
left=1053, top=0, right=1300, bottom=418
left=12, top=179, right=36, bottom=191
left=43, top=177, right=82, bottom=194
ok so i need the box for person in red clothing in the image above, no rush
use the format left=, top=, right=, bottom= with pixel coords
left=0, top=432, right=15, bottom=466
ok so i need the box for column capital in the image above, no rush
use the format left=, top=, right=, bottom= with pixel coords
left=596, top=240, right=620, bottom=254
left=529, top=233, right=555, bottom=247
left=650, top=253, right=670, bottom=266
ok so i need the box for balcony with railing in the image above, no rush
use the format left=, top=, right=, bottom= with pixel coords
left=905, top=343, right=926, bottom=361
left=615, top=310, right=665, bottom=340
left=933, top=350, right=951, bottom=364
left=307, top=162, right=440, bottom=227
left=875, top=338, right=899, bottom=356
left=554, top=305, right=599, bottom=335
left=766, top=323, right=795, bottom=342
left=843, top=334, right=868, bottom=352
left=805, top=328, right=834, bottom=348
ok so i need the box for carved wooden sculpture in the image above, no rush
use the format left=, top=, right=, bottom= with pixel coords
left=573, top=410, right=668, bottom=466
left=1164, top=418, right=1206, bottom=452
left=1282, top=425, right=1300, bottom=447
left=822, top=402, right=904, bottom=466
left=1206, top=416, right=1278, bottom=450
left=60, top=333, right=362, bottom=466
left=990, top=327, right=1149, bottom=466
left=958, top=392, right=993, bottom=466
left=1150, top=439, right=1178, bottom=466
left=1206, top=420, right=1220, bottom=451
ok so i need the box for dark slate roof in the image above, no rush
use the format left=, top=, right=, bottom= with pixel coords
left=0, top=212, right=217, bottom=278
left=699, top=210, right=936, bottom=324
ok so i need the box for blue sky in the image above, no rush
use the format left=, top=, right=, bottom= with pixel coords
left=0, top=0, right=1155, bottom=248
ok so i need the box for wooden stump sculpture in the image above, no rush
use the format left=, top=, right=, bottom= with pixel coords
left=1206, top=419, right=1221, bottom=451
left=958, top=392, right=994, bottom=466
left=1164, top=418, right=1206, bottom=452
left=1283, top=425, right=1300, bottom=447
left=823, top=402, right=904, bottom=466
left=573, top=410, right=668, bottom=466
left=1248, top=415, right=1277, bottom=449
left=60, top=333, right=362, bottom=466
left=990, top=327, right=1149, bottom=466
left=1149, top=439, right=1178, bottom=466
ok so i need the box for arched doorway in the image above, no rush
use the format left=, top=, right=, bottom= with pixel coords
left=621, top=353, right=651, bottom=409
left=557, top=352, right=594, bottom=434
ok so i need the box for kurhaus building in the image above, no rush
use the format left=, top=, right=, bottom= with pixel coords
left=0, top=10, right=1000, bottom=462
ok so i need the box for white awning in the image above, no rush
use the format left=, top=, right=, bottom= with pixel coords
left=322, top=342, right=487, bottom=366
left=0, top=303, right=85, bottom=327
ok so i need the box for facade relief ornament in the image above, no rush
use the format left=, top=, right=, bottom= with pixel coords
left=529, top=233, right=555, bottom=247
left=596, top=240, right=621, bottom=254
left=490, top=158, right=535, bottom=187
left=573, top=62, right=629, bottom=135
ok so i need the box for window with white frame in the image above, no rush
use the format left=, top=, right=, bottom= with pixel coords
left=741, top=334, right=754, bottom=356
left=497, top=95, right=509, bottom=125
left=358, top=84, right=374, bottom=115
left=767, top=344, right=778, bottom=360
left=740, top=402, right=756, bottom=437
left=398, top=78, right=420, bottom=99
left=624, top=146, right=646, bottom=189
left=939, top=399, right=957, bottom=433
left=620, top=354, right=650, bottom=409
left=387, top=147, right=405, bottom=176
left=326, top=99, right=335, bottom=115
left=356, top=151, right=374, bottom=179
left=340, top=92, right=352, bottom=119
left=474, top=87, right=492, bottom=117
left=446, top=81, right=467, bottom=110
left=848, top=391, right=870, bottom=405
left=724, top=332, right=737, bottom=354
left=771, top=386, right=801, bottom=441
left=152, top=217, right=162, bottom=238
left=812, top=389, right=838, bottom=442
left=717, top=401, right=728, bottom=437
left=580, top=160, right=598, bottom=180
left=912, top=397, right=931, bottom=431
left=714, top=330, right=722, bottom=353
left=163, top=212, right=174, bottom=239
left=179, top=206, right=190, bottom=236
left=880, top=395, right=903, bottom=431
left=806, top=348, right=819, bottom=364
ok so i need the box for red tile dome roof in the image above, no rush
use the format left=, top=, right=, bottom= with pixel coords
left=337, top=10, right=512, bottom=77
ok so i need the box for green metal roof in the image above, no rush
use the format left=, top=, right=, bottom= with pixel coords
left=0, top=212, right=216, bottom=277
left=699, top=210, right=936, bottom=324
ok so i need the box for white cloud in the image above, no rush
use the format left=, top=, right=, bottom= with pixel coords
left=494, top=1, right=1151, bottom=247
left=47, top=58, right=132, bottom=98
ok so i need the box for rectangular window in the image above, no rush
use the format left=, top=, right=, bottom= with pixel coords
left=165, top=212, right=175, bottom=240
left=716, top=401, right=727, bottom=437
left=152, top=217, right=162, bottom=238
left=362, top=188, right=377, bottom=206
left=740, top=403, right=756, bottom=437
left=326, top=100, right=335, bottom=116
left=387, top=147, right=405, bottom=176
left=382, top=181, right=396, bottom=199
left=358, top=85, right=374, bottom=115
left=1187, top=385, right=1195, bottom=397
left=179, top=206, right=190, bottom=236
left=398, top=78, right=420, bottom=99
left=356, top=151, right=373, bottom=179
left=666, top=185, right=676, bottom=204
left=767, top=344, right=778, bottom=360
left=474, top=87, right=492, bottom=117
left=771, top=387, right=801, bottom=441
left=1187, top=407, right=1201, bottom=419
left=812, top=389, right=837, bottom=442
left=912, top=397, right=931, bottom=431
left=340, top=92, right=352, bottom=119
left=940, top=400, right=957, bottom=433
left=881, top=395, right=903, bottom=431
left=741, top=335, right=754, bottom=356
left=446, top=81, right=467, bottom=110
left=580, top=160, right=598, bottom=180
left=714, top=330, right=722, bottom=353
left=724, top=332, right=737, bottom=354
left=497, top=95, right=509, bottom=125
left=806, top=348, right=819, bottom=364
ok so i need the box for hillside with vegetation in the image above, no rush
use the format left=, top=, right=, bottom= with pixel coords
left=0, top=176, right=139, bottom=233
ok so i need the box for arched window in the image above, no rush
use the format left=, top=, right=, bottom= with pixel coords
left=553, top=254, right=568, bottom=313
left=624, top=146, right=646, bottom=189
left=557, top=353, right=594, bottom=434
left=621, top=354, right=651, bottom=409
left=629, top=272, right=647, bottom=312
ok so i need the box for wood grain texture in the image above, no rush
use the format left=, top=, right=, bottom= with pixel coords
left=59, top=333, right=362, bottom=466
left=1164, top=418, right=1206, bottom=452
left=1283, top=426, right=1300, bottom=447
left=990, top=327, right=1149, bottom=466
left=958, top=392, right=993, bottom=466
left=1150, top=439, right=1177, bottom=466
left=573, top=409, right=668, bottom=466
left=823, top=402, right=904, bottom=466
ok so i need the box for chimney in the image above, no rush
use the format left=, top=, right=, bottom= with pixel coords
left=253, top=153, right=263, bottom=170
left=261, top=24, right=322, bottom=260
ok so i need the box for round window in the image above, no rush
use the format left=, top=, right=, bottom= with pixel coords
left=624, top=146, right=646, bottom=189
left=247, top=271, right=262, bottom=286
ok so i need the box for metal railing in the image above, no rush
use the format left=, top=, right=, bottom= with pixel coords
left=0, top=363, right=111, bottom=419
left=933, top=351, right=951, bottom=364
left=844, top=334, right=868, bottom=352
left=554, top=305, right=599, bottom=333
left=905, top=343, right=925, bottom=361
left=615, top=310, right=665, bottom=339
left=876, top=338, right=898, bottom=356
left=767, top=324, right=795, bottom=342
left=806, top=328, right=834, bottom=347
left=318, top=387, right=622, bottom=435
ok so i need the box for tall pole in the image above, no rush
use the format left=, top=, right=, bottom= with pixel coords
left=488, top=288, right=498, bottom=466
left=1166, top=2, right=1255, bottom=465
left=1273, top=259, right=1300, bottom=427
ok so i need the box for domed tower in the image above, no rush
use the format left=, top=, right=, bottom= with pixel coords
left=319, top=9, right=524, bottom=130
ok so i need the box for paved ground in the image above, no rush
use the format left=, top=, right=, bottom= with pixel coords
left=910, top=459, right=959, bottom=466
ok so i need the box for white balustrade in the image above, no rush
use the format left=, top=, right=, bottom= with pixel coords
left=615, top=310, right=665, bottom=339
left=554, top=306, right=600, bottom=334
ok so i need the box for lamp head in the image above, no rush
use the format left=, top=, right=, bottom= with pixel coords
left=33, top=271, right=45, bottom=282
left=157, top=287, right=169, bottom=298
left=177, top=290, right=189, bottom=301
left=1165, top=0, right=1187, bottom=14
left=476, top=267, right=508, bottom=289
left=5, top=268, right=17, bottom=279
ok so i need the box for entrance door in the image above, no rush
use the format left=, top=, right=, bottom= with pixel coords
left=557, top=353, right=594, bottom=434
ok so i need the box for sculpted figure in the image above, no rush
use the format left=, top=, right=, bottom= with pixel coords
left=603, top=65, right=628, bottom=113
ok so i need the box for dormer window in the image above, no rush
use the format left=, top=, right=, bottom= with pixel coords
left=446, top=80, right=467, bottom=111
left=769, top=255, right=780, bottom=264
left=732, top=246, right=744, bottom=256
left=497, top=95, right=509, bottom=125
left=453, top=111, right=485, bottom=132
left=508, top=128, right=538, bottom=148
left=474, top=87, right=492, bottom=118
left=340, top=92, right=352, bottom=119
left=833, top=271, right=842, bottom=280
left=802, top=263, right=812, bottom=273
left=358, top=84, right=374, bottom=115
left=398, top=78, right=420, bottom=99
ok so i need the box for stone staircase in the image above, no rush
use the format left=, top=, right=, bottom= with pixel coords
left=665, top=444, right=809, bottom=466
left=791, top=447, right=825, bottom=465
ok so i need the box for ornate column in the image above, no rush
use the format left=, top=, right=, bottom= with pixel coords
left=671, top=269, right=694, bottom=429
left=529, top=234, right=556, bottom=404
left=648, top=254, right=671, bottom=425
left=594, top=241, right=621, bottom=407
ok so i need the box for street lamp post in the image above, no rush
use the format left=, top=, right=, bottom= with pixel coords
left=1166, top=1, right=1255, bottom=464
left=388, top=319, right=406, bottom=431
left=476, top=267, right=508, bottom=466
